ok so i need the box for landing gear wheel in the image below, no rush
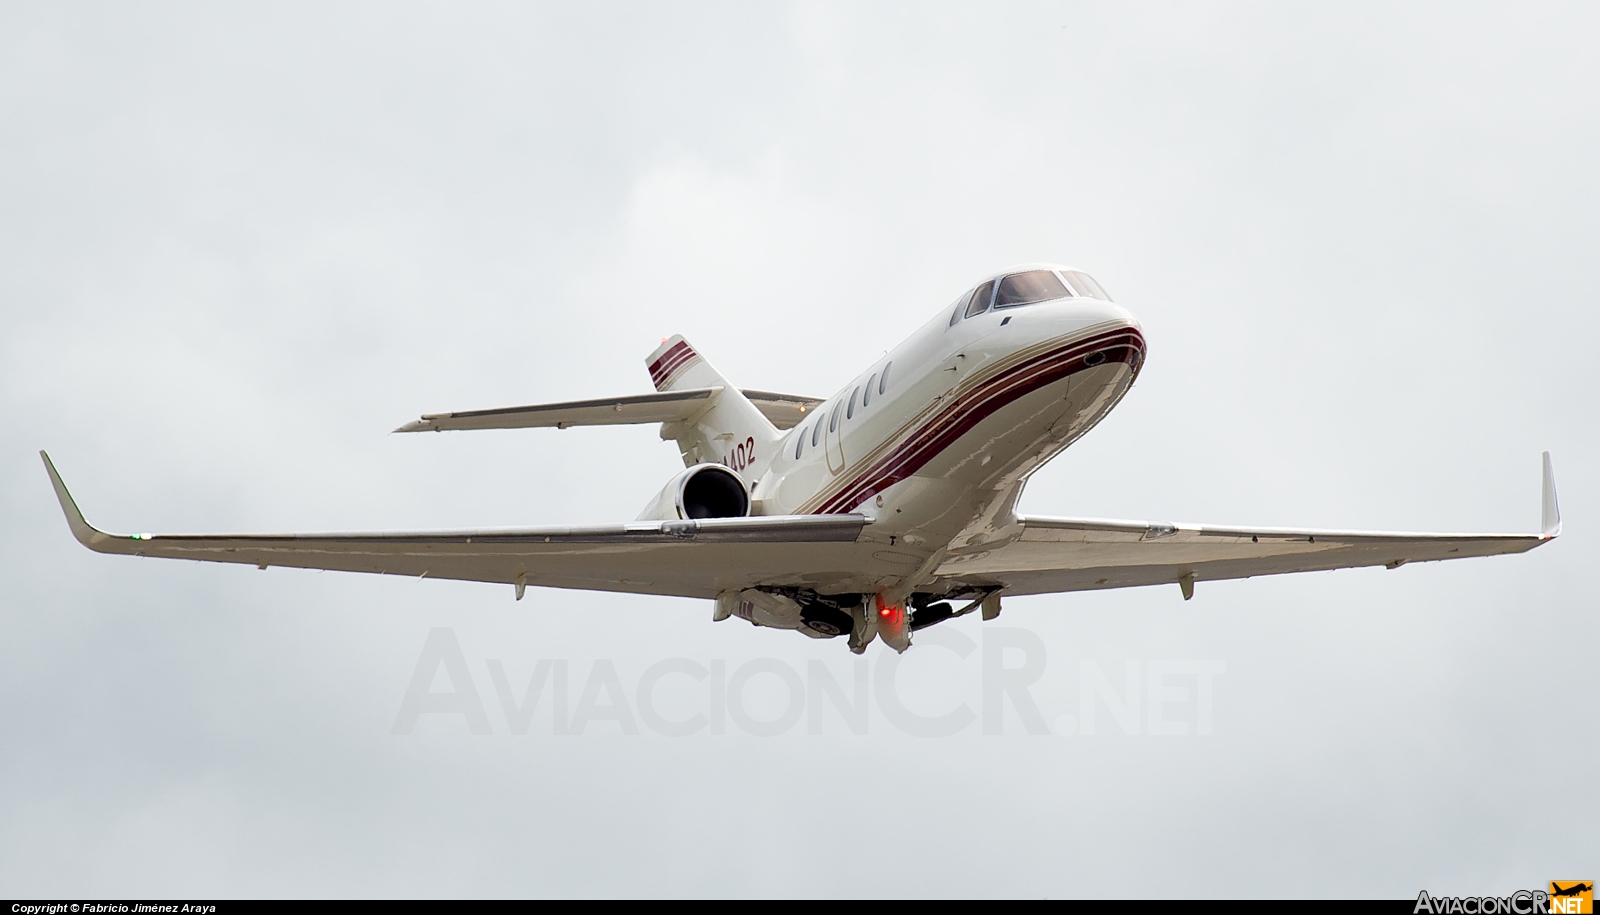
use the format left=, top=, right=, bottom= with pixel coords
left=801, top=605, right=853, bottom=637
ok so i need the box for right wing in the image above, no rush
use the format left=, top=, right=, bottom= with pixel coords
left=935, top=454, right=1560, bottom=598
left=394, top=388, right=825, bottom=433
left=42, top=452, right=869, bottom=601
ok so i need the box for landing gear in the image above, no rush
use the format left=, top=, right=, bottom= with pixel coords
left=715, top=588, right=999, bottom=648
left=904, top=588, right=1001, bottom=632
left=873, top=594, right=912, bottom=654
left=848, top=601, right=875, bottom=654
left=909, top=601, right=954, bottom=631
left=801, top=604, right=853, bottom=637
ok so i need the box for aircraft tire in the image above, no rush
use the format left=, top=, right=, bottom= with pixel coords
left=801, top=605, right=853, bottom=638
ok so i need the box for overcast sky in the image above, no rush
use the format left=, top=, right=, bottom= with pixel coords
left=2, top=0, right=1596, bottom=899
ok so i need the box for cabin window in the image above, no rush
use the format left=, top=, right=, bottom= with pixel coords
left=1059, top=270, right=1112, bottom=301
left=847, top=387, right=861, bottom=419
left=963, top=281, right=995, bottom=318
left=828, top=403, right=839, bottom=433
left=864, top=373, right=877, bottom=406
left=947, top=290, right=970, bottom=327
left=795, top=434, right=804, bottom=460
left=995, top=270, right=1071, bottom=309
left=879, top=362, right=891, bottom=394
left=812, top=420, right=822, bottom=447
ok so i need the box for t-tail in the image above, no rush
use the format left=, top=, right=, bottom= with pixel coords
left=645, top=335, right=782, bottom=483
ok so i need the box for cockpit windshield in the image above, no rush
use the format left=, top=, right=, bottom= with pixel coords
left=994, top=270, right=1070, bottom=308
left=1060, top=270, right=1111, bottom=301
left=952, top=268, right=1115, bottom=326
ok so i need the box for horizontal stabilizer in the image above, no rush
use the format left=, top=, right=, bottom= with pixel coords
left=394, top=388, right=825, bottom=433
left=395, top=388, right=723, bottom=432
left=742, top=389, right=825, bottom=430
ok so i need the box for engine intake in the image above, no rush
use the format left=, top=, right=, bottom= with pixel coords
left=637, top=463, right=750, bottom=521
left=682, top=465, right=748, bottom=518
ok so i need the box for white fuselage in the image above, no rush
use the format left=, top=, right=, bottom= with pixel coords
left=748, top=266, right=1145, bottom=575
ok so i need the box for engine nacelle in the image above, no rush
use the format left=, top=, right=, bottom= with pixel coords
left=636, top=463, right=750, bottom=521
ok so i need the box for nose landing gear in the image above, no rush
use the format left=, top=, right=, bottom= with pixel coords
left=848, top=593, right=913, bottom=655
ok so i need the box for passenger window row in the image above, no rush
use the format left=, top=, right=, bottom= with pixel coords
left=793, top=361, right=892, bottom=460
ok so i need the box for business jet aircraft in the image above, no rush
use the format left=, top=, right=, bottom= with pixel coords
left=42, top=264, right=1561, bottom=653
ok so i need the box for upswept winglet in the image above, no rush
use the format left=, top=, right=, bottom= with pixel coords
left=1541, top=451, right=1561, bottom=538
left=40, top=451, right=116, bottom=551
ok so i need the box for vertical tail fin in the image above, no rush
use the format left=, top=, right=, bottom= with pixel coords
left=645, top=335, right=781, bottom=484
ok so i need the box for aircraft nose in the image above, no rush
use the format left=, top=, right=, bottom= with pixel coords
left=1091, top=298, right=1139, bottom=330
left=1046, top=295, right=1140, bottom=334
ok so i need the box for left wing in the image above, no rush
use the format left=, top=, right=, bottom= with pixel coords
left=41, top=452, right=869, bottom=600
left=935, top=454, right=1560, bottom=598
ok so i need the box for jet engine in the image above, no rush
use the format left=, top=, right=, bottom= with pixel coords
left=636, top=462, right=750, bottom=521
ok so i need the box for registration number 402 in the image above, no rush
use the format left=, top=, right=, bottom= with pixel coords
left=722, top=436, right=756, bottom=472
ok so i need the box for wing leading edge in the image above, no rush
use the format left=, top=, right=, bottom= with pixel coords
left=935, top=453, right=1560, bottom=598
left=41, top=452, right=866, bottom=600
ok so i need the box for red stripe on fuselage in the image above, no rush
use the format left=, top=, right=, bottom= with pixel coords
left=812, top=327, right=1145, bottom=514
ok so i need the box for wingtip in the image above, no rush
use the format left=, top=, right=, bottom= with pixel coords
left=39, top=451, right=113, bottom=549
left=1541, top=451, right=1561, bottom=539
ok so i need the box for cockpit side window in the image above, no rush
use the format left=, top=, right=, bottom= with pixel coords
left=963, top=280, right=995, bottom=319
left=995, top=270, right=1071, bottom=309
left=1059, top=270, right=1112, bottom=301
